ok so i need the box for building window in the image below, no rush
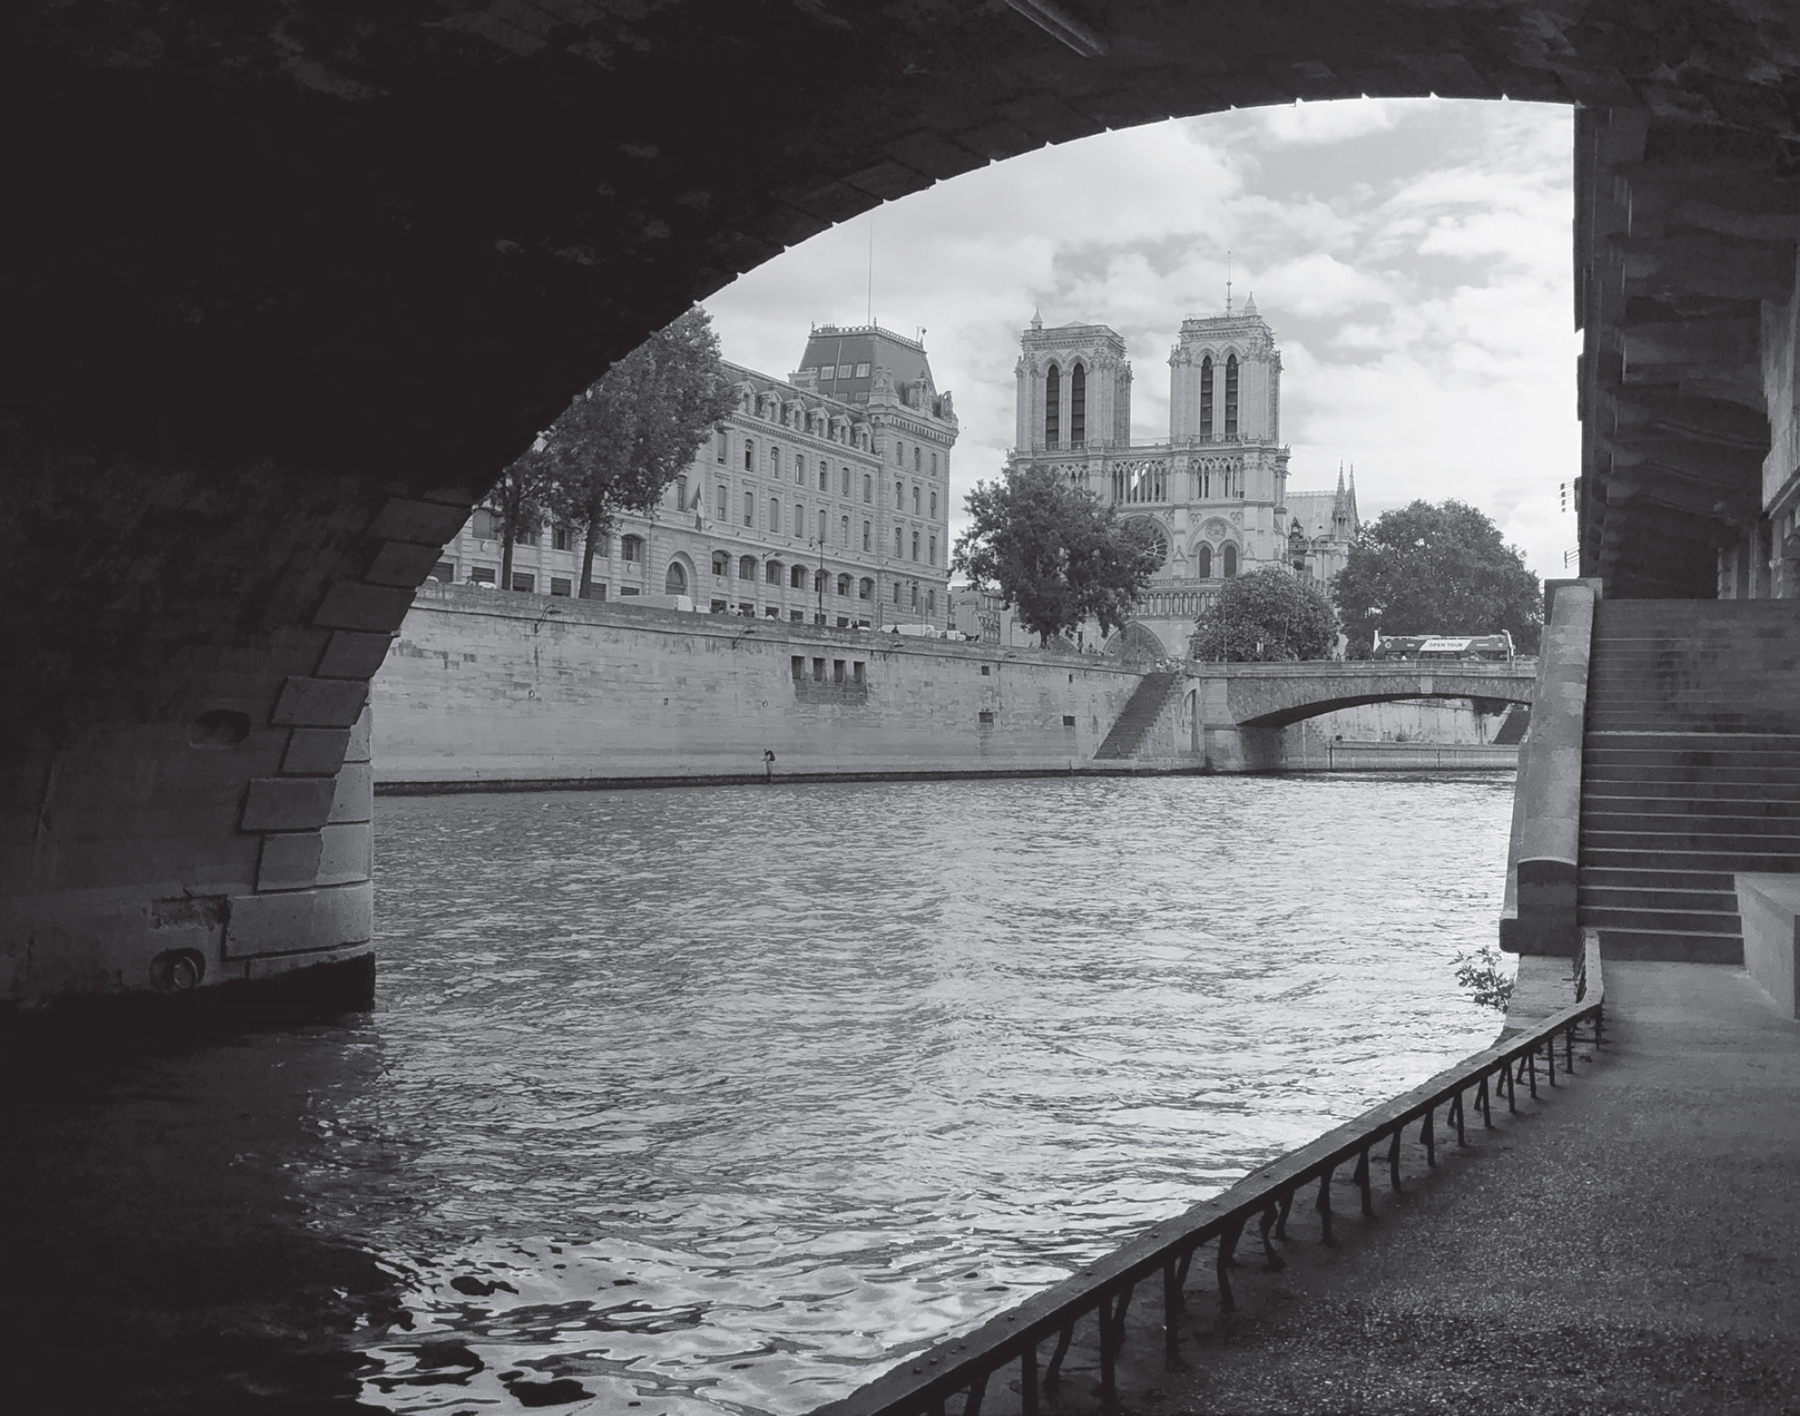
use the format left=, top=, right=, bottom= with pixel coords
left=770, top=445, right=779, bottom=477
left=744, top=491, right=755, bottom=527
left=841, top=515, right=850, bottom=546
left=853, top=661, right=865, bottom=684
left=979, top=709, right=995, bottom=725
left=912, top=485, right=920, bottom=513
left=863, top=474, right=872, bottom=503
left=790, top=564, right=807, bottom=589
left=895, top=481, right=903, bottom=509
left=1223, top=542, right=1238, bottom=578
left=911, top=582, right=919, bottom=607
left=511, top=572, right=535, bottom=592
left=1071, top=363, right=1086, bottom=447
left=863, top=521, right=871, bottom=551
left=716, top=429, right=728, bottom=462
left=895, top=528, right=904, bottom=557
left=791, top=609, right=806, bottom=622
left=717, top=485, right=727, bottom=518
left=842, top=466, right=851, bottom=495
left=744, top=439, right=754, bottom=471
left=621, top=535, right=643, bottom=563
left=513, top=525, right=537, bottom=546
left=794, top=503, right=805, bottom=536
left=739, top=555, right=756, bottom=581
left=713, top=550, right=730, bottom=577
left=795, top=454, right=805, bottom=486
left=1225, top=354, right=1239, bottom=439
left=927, top=589, right=935, bottom=614
left=675, top=475, right=688, bottom=509
left=894, top=441, right=903, bottom=465
left=1200, top=355, right=1214, bottom=440
left=791, top=655, right=805, bottom=681
left=766, top=606, right=780, bottom=618
left=766, top=560, right=783, bottom=585
left=814, top=569, right=829, bottom=593
left=739, top=601, right=755, bottom=615
left=931, top=453, right=938, bottom=476
left=1045, top=363, right=1060, bottom=446
left=818, top=464, right=828, bottom=492
left=431, top=560, right=454, bottom=583
left=911, top=531, right=919, bottom=561
left=859, top=577, right=873, bottom=600
left=1197, top=543, right=1213, bottom=579
left=553, top=524, right=573, bottom=551
left=913, top=446, right=921, bottom=471
left=893, top=581, right=903, bottom=605
left=812, top=657, right=826, bottom=681
left=665, top=562, right=688, bottom=594
left=818, top=509, right=827, bottom=541
left=855, top=362, right=870, bottom=377
left=471, top=508, right=501, bottom=539
left=930, top=490, right=937, bottom=516
left=833, top=660, right=846, bottom=684
left=837, top=573, right=851, bottom=596
left=929, top=535, right=937, bottom=564
left=551, top=577, right=572, bottom=596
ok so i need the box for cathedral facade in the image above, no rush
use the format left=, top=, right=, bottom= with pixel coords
left=1008, top=300, right=1357, bottom=657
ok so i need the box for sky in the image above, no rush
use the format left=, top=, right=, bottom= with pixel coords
left=704, top=98, right=1581, bottom=580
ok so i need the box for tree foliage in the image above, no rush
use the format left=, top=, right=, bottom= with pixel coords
left=1190, top=566, right=1340, bottom=661
left=1331, top=500, right=1542, bottom=657
left=500, top=306, right=737, bottom=597
left=952, top=466, right=1165, bottom=644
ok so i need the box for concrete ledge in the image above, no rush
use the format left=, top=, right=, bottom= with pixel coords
left=374, top=764, right=1215, bottom=794
left=1736, top=873, right=1800, bottom=1017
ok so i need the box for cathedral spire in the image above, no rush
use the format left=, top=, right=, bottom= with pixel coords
left=1029, top=307, right=1043, bottom=331
left=1336, top=461, right=1346, bottom=496
left=1244, top=291, right=1258, bottom=317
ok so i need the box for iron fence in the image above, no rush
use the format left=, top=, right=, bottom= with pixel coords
left=814, top=937, right=1605, bottom=1416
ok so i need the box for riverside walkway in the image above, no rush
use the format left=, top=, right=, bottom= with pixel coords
left=1026, top=960, right=1800, bottom=1415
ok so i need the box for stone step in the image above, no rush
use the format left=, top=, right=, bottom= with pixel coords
left=1581, top=793, right=1800, bottom=818
left=1583, top=764, right=1800, bottom=789
left=1584, top=846, right=1800, bottom=872
left=1578, top=906, right=1742, bottom=936
left=1581, top=811, right=1800, bottom=837
left=1586, top=926, right=1744, bottom=964
left=1583, top=828, right=1800, bottom=854
left=1580, top=884, right=1740, bottom=913
left=1579, top=866, right=1740, bottom=892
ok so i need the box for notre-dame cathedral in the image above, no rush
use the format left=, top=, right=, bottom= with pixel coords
left=1008, top=298, right=1358, bottom=656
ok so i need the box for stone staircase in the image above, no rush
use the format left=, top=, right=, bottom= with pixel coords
left=1095, top=671, right=1182, bottom=760
left=1579, top=599, right=1800, bottom=961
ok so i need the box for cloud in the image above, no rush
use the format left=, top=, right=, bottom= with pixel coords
left=705, top=99, right=1579, bottom=580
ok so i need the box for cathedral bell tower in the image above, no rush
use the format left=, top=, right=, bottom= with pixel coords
left=1168, top=294, right=1280, bottom=445
left=1014, top=311, right=1133, bottom=454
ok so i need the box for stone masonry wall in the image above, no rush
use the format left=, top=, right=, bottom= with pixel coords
left=373, top=584, right=1149, bottom=785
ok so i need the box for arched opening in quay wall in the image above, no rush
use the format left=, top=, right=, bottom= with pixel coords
left=5, top=1, right=1798, bottom=1010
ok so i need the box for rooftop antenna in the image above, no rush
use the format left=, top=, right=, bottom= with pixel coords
left=1226, top=250, right=1233, bottom=314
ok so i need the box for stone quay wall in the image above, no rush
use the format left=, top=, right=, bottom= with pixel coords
left=373, top=584, right=1156, bottom=787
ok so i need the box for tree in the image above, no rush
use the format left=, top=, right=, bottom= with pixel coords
left=1191, top=566, right=1339, bottom=661
left=514, top=306, right=738, bottom=598
left=1331, top=500, right=1542, bottom=656
left=952, top=466, right=1165, bottom=644
left=481, top=456, right=558, bottom=593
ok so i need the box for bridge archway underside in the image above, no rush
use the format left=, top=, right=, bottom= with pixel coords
left=1215, top=667, right=1534, bottom=730
left=4, top=0, right=1793, bottom=1006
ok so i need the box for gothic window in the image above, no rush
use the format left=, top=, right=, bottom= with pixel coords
left=712, top=550, right=729, bottom=576
left=1225, top=355, right=1239, bottom=439
left=1197, top=543, right=1213, bottom=578
left=1045, top=363, right=1061, bottom=447
left=1200, top=356, right=1213, bottom=440
left=1071, top=363, right=1086, bottom=447
left=1222, top=542, right=1238, bottom=578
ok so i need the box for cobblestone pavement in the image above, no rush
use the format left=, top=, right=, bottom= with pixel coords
left=993, top=960, right=1800, bottom=1415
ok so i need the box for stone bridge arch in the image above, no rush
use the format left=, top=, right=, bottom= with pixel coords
left=1218, top=665, right=1535, bottom=729
left=3, top=1, right=1791, bottom=1010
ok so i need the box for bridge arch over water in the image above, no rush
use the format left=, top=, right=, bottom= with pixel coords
left=1212, top=662, right=1536, bottom=730
left=3, top=2, right=1789, bottom=1011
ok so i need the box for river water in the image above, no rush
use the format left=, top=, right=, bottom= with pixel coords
left=2, top=774, right=1513, bottom=1415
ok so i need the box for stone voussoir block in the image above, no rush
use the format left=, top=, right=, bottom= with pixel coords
left=328, top=761, right=374, bottom=825
left=225, top=880, right=374, bottom=958
left=282, top=726, right=352, bottom=776
left=345, top=706, right=373, bottom=764
left=370, top=497, right=477, bottom=546
left=365, top=539, right=451, bottom=589
left=314, top=581, right=416, bottom=634
left=273, top=676, right=369, bottom=728
left=241, top=776, right=337, bottom=833
left=317, top=821, right=372, bottom=887
left=317, top=629, right=397, bottom=681
left=258, top=830, right=324, bottom=891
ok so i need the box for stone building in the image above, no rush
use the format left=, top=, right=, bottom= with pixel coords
left=1008, top=301, right=1357, bottom=655
left=434, top=324, right=958, bottom=629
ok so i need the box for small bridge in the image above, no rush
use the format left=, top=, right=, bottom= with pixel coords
left=1210, top=660, right=1536, bottom=728
left=1101, top=660, right=1536, bottom=770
